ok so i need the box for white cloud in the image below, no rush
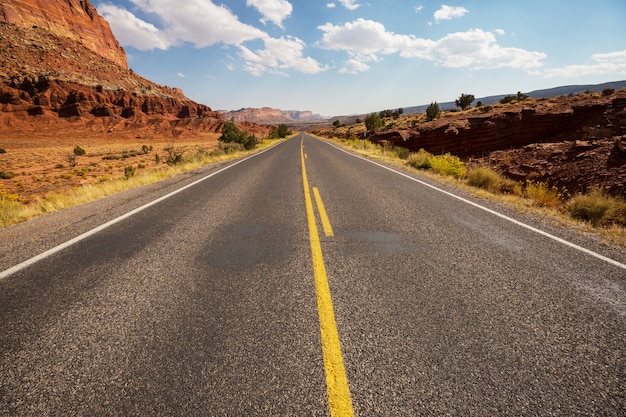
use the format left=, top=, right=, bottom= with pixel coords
left=246, top=0, right=293, bottom=28
left=415, top=5, right=424, bottom=13
left=338, top=0, right=360, bottom=11
left=177, top=72, right=185, bottom=78
left=98, top=0, right=323, bottom=75
left=434, top=5, right=468, bottom=22
left=339, top=58, right=370, bottom=74
left=327, top=3, right=336, bottom=8
left=127, top=0, right=266, bottom=47
left=239, top=36, right=328, bottom=76
left=493, top=29, right=506, bottom=36
left=97, top=3, right=171, bottom=50
left=536, top=50, right=626, bottom=78
left=318, top=19, right=546, bottom=73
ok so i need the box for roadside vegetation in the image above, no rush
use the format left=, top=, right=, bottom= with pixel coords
left=0, top=134, right=286, bottom=228
left=330, top=136, right=626, bottom=246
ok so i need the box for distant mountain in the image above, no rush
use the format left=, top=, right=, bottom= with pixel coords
left=220, top=107, right=324, bottom=124
left=401, top=80, right=626, bottom=115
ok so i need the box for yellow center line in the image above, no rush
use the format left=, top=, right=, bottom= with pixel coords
left=301, top=138, right=354, bottom=417
left=313, top=187, right=334, bottom=237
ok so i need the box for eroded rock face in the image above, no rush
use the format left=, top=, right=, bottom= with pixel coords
left=370, top=96, right=626, bottom=158
left=0, top=14, right=234, bottom=138
left=0, top=0, right=127, bottom=67
left=221, top=107, right=324, bottom=124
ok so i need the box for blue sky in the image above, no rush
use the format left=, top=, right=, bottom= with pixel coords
left=97, top=0, right=626, bottom=116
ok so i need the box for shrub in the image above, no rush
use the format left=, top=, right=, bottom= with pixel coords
left=220, top=121, right=256, bottom=150
left=392, top=146, right=410, bottom=160
left=602, top=88, right=615, bottom=96
left=455, top=93, right=475, bottom=110
left=468, top=167, right=519, bottom=194
left=524, top=180, right=565, bottom=208
left=428, top=154, right=467, bottom=178
left=567, top=189, right=626, bottom=226
left=124, top=165, right=135, bottom=179
left=0, top=171, right=16, bottom=179
left=73, top=145, right=86, bottom=156
left=365, top=113, right=383, bottom=133
left=406, top=149, right=433, bottom=169
left=164, top=146, right=184, bottom=165
left=425, top=102, right=440, bottom=121
left=467, top=167, right=502, bottom=191
left=0, top=148, right=6, bottom=154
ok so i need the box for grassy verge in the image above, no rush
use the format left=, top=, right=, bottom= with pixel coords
left=325, top=135, right=626, bottom=248
left=0, top=139, right=282, bottom=228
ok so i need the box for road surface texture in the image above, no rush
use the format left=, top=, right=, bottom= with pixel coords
left=1, top=133, right=624, bottom=416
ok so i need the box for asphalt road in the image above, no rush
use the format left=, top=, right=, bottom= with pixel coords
left=1, top=133, right=625, bottom=416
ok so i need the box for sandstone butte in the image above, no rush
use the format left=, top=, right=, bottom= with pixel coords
left=0, top=0, right=273, bottom=140
left=0, top=0, right=127, bottom=67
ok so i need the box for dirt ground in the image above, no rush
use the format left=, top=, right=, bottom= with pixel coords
left=0, top=128, right=221, bottom=204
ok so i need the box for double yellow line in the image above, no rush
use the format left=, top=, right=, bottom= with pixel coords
left=301, top=138, right=354, bottom=417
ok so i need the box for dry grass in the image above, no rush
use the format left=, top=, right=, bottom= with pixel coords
left=0, top=137, right=281, bottom=227
left=321, top=134, right=626, bottom=248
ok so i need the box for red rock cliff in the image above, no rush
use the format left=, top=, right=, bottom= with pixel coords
left=0, top=0, right=127, bottom=68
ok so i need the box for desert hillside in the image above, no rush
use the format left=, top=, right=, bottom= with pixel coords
left=0, top=0, right=271, bottom=203
left=315, top=90, right=626, bottom=198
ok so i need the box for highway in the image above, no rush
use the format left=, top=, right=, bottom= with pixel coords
left=1, top=133, right=625, bottom=416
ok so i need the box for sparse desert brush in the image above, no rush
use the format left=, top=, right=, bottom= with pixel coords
left=406, top=149, right=433, bottom=169
left=567, top=188, right=626, bottom=226
left=391, top=146, right=410, bottom=160
left=467, top=167, right=516, bottom=193
left=524, top=180, right=566, bottom=208
left=428, top=154, right=467, bottom=178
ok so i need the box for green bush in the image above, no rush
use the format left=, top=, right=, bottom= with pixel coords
left=0, top=148, right=6, bottom=154
left=425, top=102, right=440, bottom=121
left=73, top=145, right=86, bottom=156
left=220, top=121, right=256, bottom=150
left=0, top=171, right=16, bottom=179
left=365, top=113, right=383, bottom=133
left=567, top=189, right=626, bottom=226
left=428, top=154, right=467, bottom=178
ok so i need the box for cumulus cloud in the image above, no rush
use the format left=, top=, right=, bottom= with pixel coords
left=239, top=36, right=328, bottom=76
left=318, top=19, right=546, bottom=73
left=327, top=3, right=336, bottom=8
left=415, top=5, right=424, bottom=13
left=339, top=58, right=370, bottom=74
left=98, top=3, right=171, bottom=50
left=536, top=50, right=626, bottom=78
left=246, top=0, right=293, bottom=27
left=338, top=0, right=360, bottom=11
left=97, top=0, right=324, bottom=75
left=434, top=5, right=468, bottom=22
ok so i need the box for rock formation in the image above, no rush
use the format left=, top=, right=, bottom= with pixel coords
left=359, top=90, right=626, bottom=198
left=0, top=0, right=127, bottom=67
left=222, top=107, right=324, bottom=124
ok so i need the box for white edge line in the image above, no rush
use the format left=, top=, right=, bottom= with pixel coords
left=0, top=144, right=280, bottom=280
left=314, top=136, right=626, bottom=271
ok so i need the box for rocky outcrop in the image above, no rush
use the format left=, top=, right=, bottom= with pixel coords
left=222, top=107, right=324, bottom=124
left=364, top=91, right=626, bottom=198
left=370, top=96, right=626, bottom=158
left=0, top=0, right=127, bottom=68
left=0, top=15, right=240, bottom=138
